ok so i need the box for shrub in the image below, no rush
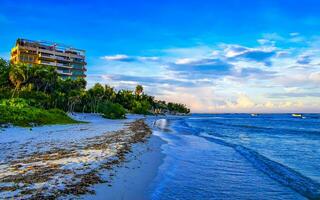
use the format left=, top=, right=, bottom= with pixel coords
left=131, top=100, right=151, bottom=115
left=167, top=102, right=190, bottom=114
left=98, top=101, right=126, bottom=119
left=0, top=88, right=12, bottom=99
left=18, top=91, right=51, bottom=109
left=0, top=98, right=77, bottom=127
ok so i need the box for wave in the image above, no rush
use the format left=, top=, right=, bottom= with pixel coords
left=173, top=120, right=320, bottom=199
left=172, top=119, right=203, bottom=135
left=188, top=116, right=226, bottom=120
left=236, top=146, right=320, bottom=200
left=200, top=120, right=320, bottom=135
left=231, top=124, right=320, bottom=134
left=201, top=135, right=320, bottom=199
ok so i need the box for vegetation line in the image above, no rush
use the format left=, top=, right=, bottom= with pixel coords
left=0, top=58, right=190, bottom=127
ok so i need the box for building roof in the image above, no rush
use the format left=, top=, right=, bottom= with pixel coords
left=16, top=38, right=85, bottom=56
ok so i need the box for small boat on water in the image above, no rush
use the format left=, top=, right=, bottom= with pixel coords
left=292, top=113, right=302, bottom=118
left=251, top=113, right=258, bottom=117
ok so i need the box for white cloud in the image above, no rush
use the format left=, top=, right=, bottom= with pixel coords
left=264, top=101, right=275, bottom=108
left=229, top=94, right=256, bottom=108
left=138, top=56, right=159, bottom=61
left=101, top=54, right=129, bottom=61
left=309, top=72, right=320, bottom=83
left=222, top=44, right=247, bottom=57
left=100, top=55, right=160, bottom=62
left=290, top=32, right=300, bottom=37
left=174, top=58, right=196, bottom=64
left=91, top=34, right=320, bottom=113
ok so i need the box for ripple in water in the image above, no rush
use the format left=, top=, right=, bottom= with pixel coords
left=149, top=114, right=320, bottom=199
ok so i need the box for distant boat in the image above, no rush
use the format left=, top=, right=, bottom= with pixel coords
left=251, top=114, right=258, bottom=117
left=292, top=113, right=302, bottom=118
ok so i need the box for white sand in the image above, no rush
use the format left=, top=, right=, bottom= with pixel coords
left=82, top=134, right=165, bottom=200
left=0, top=113, right=166, bottom=199
left=0, top=114, right=144, bottom=162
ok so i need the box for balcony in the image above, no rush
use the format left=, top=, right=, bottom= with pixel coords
left=39, top=61, right=72, bottom=69
left=39, top=53, right=55, bottom=59
left=55, top=56, right=70, bottom=62
left=39, top=53, right=71, bottom=62
left=56, top=63, right=73, bottom=69
left=39, top=61, right=56, bottom=66
left=56, top=70, right=72, bottom=76
left=38, top=49, right=82, bottom=59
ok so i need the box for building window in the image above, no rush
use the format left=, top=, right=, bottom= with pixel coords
left=20, top=55, right=26, bottom=61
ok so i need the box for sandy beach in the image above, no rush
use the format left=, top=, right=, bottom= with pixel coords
left=0, top=114, right=165, bottom=199
left=83, top=134, right=165, bottom=200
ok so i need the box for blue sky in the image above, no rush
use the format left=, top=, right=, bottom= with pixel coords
left=1, top=0, right=320, bottom=112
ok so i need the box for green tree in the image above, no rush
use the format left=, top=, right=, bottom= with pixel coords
left=9, top=63, right=30, bottom=97
left=87, top=83, right=105, bottom=113
left=0, top=57, right=191, bottom=124
left=135, top=85, right=143, bottom=96
left=116, top=89, right=134, bottom=110
left=104, top=84, right=117, bottom=102
left=29, top=65, right=58, bottom=93
left=0, top=58, right=10, bottom=88
left=132, top=100, right=151, bottom=115
left=98, top=101, right=126, bottom=119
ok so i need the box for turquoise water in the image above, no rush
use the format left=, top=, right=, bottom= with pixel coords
left=149, top=114, right=320, bottom=200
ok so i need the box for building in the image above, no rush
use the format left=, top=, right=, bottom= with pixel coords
left=10, top=38, right=87, bottom=79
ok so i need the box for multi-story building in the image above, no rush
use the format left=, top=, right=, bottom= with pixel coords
left=10, top=38, right=87, bottom=79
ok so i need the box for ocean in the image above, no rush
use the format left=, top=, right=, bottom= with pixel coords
left=148, top=114, right=320, bottom=200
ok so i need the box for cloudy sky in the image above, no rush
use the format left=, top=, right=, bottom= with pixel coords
left=1, top=0, right=320, bottom=112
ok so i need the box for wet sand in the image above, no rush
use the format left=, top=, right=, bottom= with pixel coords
left=83, top=134, right=165, bottom=200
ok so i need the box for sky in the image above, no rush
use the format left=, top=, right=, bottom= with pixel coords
left=1, top=0, right=320, bottom=113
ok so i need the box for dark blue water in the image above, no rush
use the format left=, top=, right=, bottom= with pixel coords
left=149, top=114, right=320, bottom=200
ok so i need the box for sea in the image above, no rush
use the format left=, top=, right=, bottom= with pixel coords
left=148, top=114, right=320, bottom=200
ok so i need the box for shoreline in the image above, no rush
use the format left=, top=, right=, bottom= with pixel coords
left=0, top=114, right=166, bottom=199
left=83, top=134, right=166, bottom=200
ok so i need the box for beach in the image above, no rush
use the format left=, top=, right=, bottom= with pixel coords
left=1, top=113, right=320, bottom=200
left=83, top=133, right=165, bottom=200
left=0, top=114, right=165, bottom=199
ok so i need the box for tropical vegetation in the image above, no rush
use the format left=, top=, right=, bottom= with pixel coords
left=0, top=98, right=78, bottom=127
left=0, top=58, right=190, bottom=126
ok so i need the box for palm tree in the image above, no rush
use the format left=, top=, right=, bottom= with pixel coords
left=9, top=63, right=29, bottom=97
left=116, top=89, right=134, bottom=110
left=87, top=83, right=105, bottom=113
left=135, top=85, right=143, bottom=96
left=104, top=84, right=116, bottom=102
